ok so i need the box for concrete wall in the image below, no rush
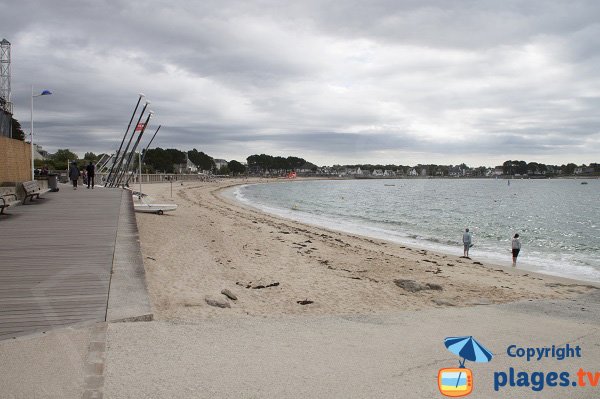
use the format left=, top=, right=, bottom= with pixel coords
left=0, top=136, right=31, bottom=185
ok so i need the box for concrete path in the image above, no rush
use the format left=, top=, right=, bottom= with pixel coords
left=104, top=292, right=600, bottom=399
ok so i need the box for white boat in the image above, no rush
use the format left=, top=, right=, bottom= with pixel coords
left=128, top=150, right=178, bottom=215
left=133, top=202, right=177, bottom=215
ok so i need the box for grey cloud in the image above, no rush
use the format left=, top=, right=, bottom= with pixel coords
left=1, top=0, right=599, bottom=166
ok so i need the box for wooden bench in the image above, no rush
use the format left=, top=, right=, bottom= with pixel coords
left=0, top=193, right=18, bottom=215
left=22, top=180, right=50, bottom=204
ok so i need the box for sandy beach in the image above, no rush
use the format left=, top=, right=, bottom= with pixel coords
left=135, top=179, right=597, bottom=321
left=3, top=180, right=599, bottom=399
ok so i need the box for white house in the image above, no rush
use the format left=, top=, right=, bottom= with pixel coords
left=408, top=168, right=418, bottom=176
left=214, top=159, right=228, bottom=170
left=186, top=157, right=198, bottom=173
left=372, top=169, right=384, bottom=177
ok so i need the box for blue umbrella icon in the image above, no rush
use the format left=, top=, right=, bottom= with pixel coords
left=444, top=336, right=493, bottom=388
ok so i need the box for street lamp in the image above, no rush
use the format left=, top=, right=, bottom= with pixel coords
left=30, top=86, right=52, bottom=179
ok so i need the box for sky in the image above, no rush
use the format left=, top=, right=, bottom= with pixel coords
left=2, top=0, right=600, bottom=167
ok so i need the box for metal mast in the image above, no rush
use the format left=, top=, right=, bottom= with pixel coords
left=0, top=39, right=11, bottom=114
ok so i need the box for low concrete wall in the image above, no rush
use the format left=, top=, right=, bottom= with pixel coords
left=0, top=136, right=31, bottom=185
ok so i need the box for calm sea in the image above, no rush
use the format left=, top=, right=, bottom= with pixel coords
left=231, top=178, right=600, bottom=282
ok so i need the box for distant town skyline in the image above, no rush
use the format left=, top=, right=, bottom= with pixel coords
left=3, top=1, right=600, bottom=167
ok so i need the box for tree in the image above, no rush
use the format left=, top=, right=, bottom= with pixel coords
left=11, top=117, right=25, bottom=141
left=562, top=163, right=577, bottom=175
left=474, top=166, right=487, bottom=176
left=188, top=149, right=215, bottom=171
left=228, top=160, right=246, bottom=175
left=503, top=160, right=527, bottom=175
left=143, top=148, right=186, bottom=173
left=246, top=154, right=307, bottom=172
left=84, top=152, right=97, bottom=161
left=51, top=149, right=78, bottom=170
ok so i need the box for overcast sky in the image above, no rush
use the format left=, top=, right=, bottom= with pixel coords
left=2, top=0, right=600, bottom=166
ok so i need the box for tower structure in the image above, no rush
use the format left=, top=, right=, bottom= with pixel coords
left=0, top=38, right=12, bottom=114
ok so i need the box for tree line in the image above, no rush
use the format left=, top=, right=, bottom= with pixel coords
left=246, top=154, right=314, bottom=172
left=32, top=146, right=600, bottom=177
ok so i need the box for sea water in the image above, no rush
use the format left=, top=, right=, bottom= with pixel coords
left=231, top=178, right=600, bottom=282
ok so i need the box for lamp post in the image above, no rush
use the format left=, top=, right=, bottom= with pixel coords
left=30, top=86, right=52, bottom=179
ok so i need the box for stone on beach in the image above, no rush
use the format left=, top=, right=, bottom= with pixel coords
left=393, top=279, right=443, bottom=292
left=393, top=279, right=427, bottom=292
left=205, top=296, right=231, bottom=308
left=221, top=289, right=238, bottom=301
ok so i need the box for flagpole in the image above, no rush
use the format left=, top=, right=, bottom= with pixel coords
left=30, top=85, right=34, bottom=179
left=138, top=150, right=142, bottom=195
left=111, top=101, right=150, bottom=187
left=106, top=93, right=144, bottom=185
left=122, top=111, right=152, bottom=187
left=140, top=125, right=161, bottom=166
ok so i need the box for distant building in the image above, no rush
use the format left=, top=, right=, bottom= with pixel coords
left=33, top=144, right=48, bottom=160
left=214, top=159, right=228, bottom=170
left=383, top=169, right=395, bottom=177
left=372, top=169, right=384, bottom=177
left=317, top=166, right=334, bottom=175
left=186, top=157, right=198, bottom=173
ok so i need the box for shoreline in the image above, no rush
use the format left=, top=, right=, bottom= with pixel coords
left=217, top=179, right=600, bottom=288
left=221, top=178, right=599, bottom=284
left=134, top=179, right=599, bottom=321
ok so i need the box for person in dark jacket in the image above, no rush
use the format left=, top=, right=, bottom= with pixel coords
left=86, top=161, right=95, bottom=189
left=69, top=161, right=80, bottom=190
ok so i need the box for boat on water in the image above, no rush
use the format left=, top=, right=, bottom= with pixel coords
left=581, top=181, right=588, bottom=185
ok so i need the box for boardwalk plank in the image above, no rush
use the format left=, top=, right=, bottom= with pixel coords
left=0, top=187, right=124, bottom=340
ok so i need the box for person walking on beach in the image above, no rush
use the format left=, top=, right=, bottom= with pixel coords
left=462, top=228, right=472, bottom=257
left=69, top=161, right=80, bottom=190
left=86, top=161, right=95, bottom=189
left=512, top=234, right=521, bottom=267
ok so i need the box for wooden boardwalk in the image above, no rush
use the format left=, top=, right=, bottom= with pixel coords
left=0, top=186, right=124, bottom=340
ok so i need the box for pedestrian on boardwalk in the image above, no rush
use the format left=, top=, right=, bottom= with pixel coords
left=86, top=161, right=95, bottom=189
left=462, top=228, right=472, bottom=257
left=512, top=234, right=521, bottom=267
left=69, top=161, right=80, bottom=190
